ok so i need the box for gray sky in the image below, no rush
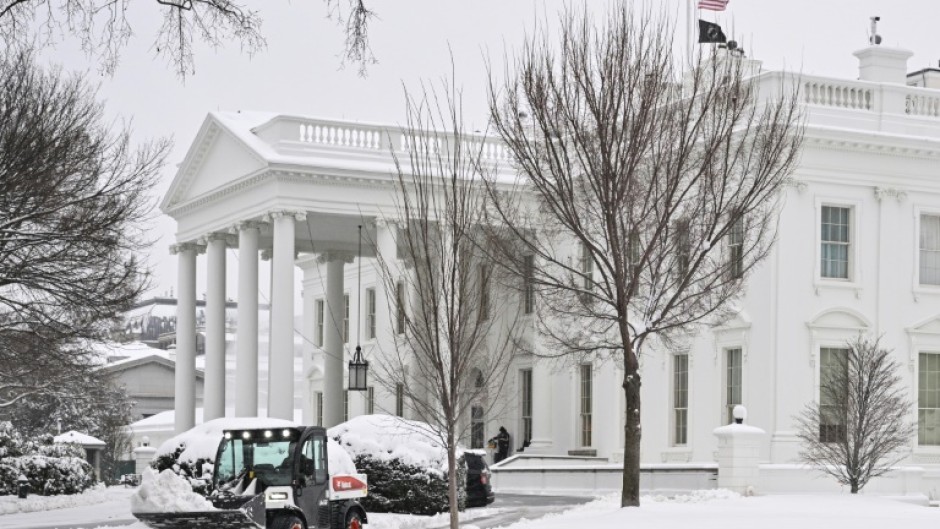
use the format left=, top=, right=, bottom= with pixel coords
left=37, top=0, right=940, bottom=301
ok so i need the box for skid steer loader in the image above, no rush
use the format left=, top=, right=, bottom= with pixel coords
left=133, top=425, right=368, bottom=529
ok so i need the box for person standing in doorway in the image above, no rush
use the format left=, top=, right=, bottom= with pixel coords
left=489, top=426, right=511, bottom=463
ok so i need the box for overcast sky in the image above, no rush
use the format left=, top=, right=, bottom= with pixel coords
left=37, top=0, right=940, bottom=302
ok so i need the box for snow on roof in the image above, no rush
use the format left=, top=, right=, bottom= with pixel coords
left=327, top=415, right=456, bottom=474
left=54, top=431, right=106, bottom=447
left=132, top=408, right=304, bottom=432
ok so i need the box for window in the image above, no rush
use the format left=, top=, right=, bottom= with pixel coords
left=343, top=293, right=350, bottom=343
left=479, top=264, right=490, bottom=320
left=628, top=230, right=641, bottom=276
left=728, top=219, right=744, bottom=279
left=580, top=364, right=593, bottom=447
left=365, top=288, right=376, bottom=339
left=316, top=391, right=323, bottom=426
left=673, top=354, right=689, bottom=445
left=471, top=406, right=485, bottom=449
left=821, top=206, right=850, bottom=279
left=819, top=347, right=848, bottom=443
left=367, top=386, right=375, bottom=415
left=675, top=220, right=691, bottom=277
left=396, top=281, right=406, bottom=334
left=315, top=299, right=325, bottom=347
left=580, top=243, right=594, bottom=291
left=919, top=352, right=940, bottom=446
left=725, top=348, right=742, bottom=424
left=343, top=389, right=349, bottom=421
left=523, top=255, right=535, bottom=314
left=395, top=383, right=404, bottom=417
left=920, top=214, right=940, bottom=286
left=520, top=369, right=533, bottom=443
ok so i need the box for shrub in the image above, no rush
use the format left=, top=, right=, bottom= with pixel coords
left=0, top=421, right=95, bottom=496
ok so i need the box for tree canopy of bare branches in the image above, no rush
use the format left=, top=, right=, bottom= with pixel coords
left=0, top=49, right=167, bottom=408
left=485, top=4, right=803, bottom=507
left=0, top=0, right=375, bottom=78
left=796, top=337, right=913, bottom=493
left=372, top=82, right=521, bottom=529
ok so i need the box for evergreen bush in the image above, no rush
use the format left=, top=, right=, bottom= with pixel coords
left=350, top=452, right=467, bottom=515
left=0, top=421, right=95, bottom=495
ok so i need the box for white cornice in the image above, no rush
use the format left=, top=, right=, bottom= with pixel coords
left=803, top=125, right=940, bottom=159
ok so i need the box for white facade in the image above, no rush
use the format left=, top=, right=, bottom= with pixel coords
left=162, top=45, right=940, bottom=478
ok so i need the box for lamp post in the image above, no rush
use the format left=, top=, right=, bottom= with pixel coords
left=348, top=225, right=369, bottom=391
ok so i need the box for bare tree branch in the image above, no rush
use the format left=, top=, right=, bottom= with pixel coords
left=483, top=3, right=803, bottom=507
left=796, top=336, right=913, bottom=493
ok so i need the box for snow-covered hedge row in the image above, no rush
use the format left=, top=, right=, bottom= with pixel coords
left=328, top=415, right=467, bottom=515
left=0, top=421, right=95, bottom=496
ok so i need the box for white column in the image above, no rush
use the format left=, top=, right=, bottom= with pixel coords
left=203, top=234, right=228, bottom=421
left=321, top=251, right=353, bottom=427
left=234, top=222, right=260, bottom=417
left=527, top=357, right=554, bottom=453
left=268, top=211, right=304, bottom=420
left=173, top=243, right=198, bottom=433
left=298, top=256, right=319, bottom=425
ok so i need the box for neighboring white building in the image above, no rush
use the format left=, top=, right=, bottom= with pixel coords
left=160, top=44, right=940, bottom=489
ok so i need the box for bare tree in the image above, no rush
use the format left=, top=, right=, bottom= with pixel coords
left=484, top=4, right=803, bottom=507
left=0, top=0, right=374, bottom=78
left=371, top=82, right=521, bottom=529
left=796, top=337, right=913, bottom=493
left=0, top=48, right=167, bottom=406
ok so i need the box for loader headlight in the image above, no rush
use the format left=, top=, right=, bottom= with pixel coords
left=268, top=492, right=289, bottom=501
left=282, top=429, right=291, bottom=438
left=264, top=430, right=273, bottom=439
left=242, top=431, right=251, bottom=439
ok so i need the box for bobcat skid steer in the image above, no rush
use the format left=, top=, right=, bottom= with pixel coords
left=134, top=426, right=368, bottom=529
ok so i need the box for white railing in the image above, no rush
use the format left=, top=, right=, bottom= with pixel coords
left=906, top=93, right=940, bottom=117
left=803, top=79, right=873, bottom=110
left=259, top=115, right=513, bottom=163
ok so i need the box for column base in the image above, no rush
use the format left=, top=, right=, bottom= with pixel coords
left=524, top=437, right=554, bottom=455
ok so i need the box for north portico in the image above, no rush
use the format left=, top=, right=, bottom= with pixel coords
left=161, top=112, right=515, bottom=433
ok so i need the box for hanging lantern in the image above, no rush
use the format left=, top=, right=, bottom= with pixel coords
left=348, top=345, right=369, bottom=391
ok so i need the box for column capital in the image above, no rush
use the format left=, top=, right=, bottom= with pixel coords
left=374, top=217, right=400, bottom=230
left=229, top=220, right=265, bottom=234
left=874, top=186, right=907, bottom=202
left=169, top=241, right=204, bottom=255
left=260, top=248, right=273, bottom=261
left=263, top=209, right=307, bottom=223
left=317, top=250, right=355, bottom=264
left=198, top=232, right=237, bottom=247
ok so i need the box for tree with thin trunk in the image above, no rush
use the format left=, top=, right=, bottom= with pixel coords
left=0, top=48, right=167, bottom=408
left=371, top=81, right=521, bottom=529
left=0, top=0, right=375, bottom=77
left=484, top=3, right=803, bottom=507
left=796, top=336, right=913, bottom=493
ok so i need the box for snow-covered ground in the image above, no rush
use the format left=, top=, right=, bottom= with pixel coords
left=3, top=488, right=939, bottom=529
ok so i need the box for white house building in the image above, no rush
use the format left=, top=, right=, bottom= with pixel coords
left=161, top=43, right=940, bottom=492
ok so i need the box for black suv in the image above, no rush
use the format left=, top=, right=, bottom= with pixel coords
left=465, top=451, right=495, bottom=507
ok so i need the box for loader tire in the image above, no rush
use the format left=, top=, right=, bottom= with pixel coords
left=345, top=511, right=363, bottom=529
left=272, top=513, right=305, bottom=529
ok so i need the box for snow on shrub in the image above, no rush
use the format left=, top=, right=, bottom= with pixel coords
left=0, top=421, right=94, bottom=496
left=328, top=415, right=466, bottom=515
left=131, top=468, right=217, bottom=513
left=153, top=417, right=357, bottom=496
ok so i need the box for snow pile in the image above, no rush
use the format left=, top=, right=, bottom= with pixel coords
left=328, top=438, right=358, bottom=475
left=130, top=468, right=216, bottom=513
left=0, top=483, right=115, bottom=515
left=327, top=415, right=450, bottom=473
left=643, top=488, right=742, bottom=503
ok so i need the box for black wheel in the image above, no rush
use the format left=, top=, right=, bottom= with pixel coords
left=345, top=511, right=363, bottom=529
left=272, top=514, right=305, bottom=529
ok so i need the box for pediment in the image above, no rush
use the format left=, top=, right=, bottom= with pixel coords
left=807, top=307, right=871, bottom=330
left=907, top=314, right=940, bottom=335
left=160, top=113, right=268, bottom=214
left=714, top=309, right=751, bottom=331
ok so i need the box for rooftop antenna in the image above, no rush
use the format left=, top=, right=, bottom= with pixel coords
left=869, top=16, right=882, bottom=45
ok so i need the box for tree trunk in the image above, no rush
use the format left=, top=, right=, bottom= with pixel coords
left=447, top=440, right=459, bottom=529
left=850, top=480, right=858, bottom=494
left=621, top=349, right=641, bottom=507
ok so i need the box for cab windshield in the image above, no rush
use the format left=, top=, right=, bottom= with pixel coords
left=215, top=430, right=299, bottom=489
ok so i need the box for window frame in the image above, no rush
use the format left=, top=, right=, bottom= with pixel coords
left=315, top=299, right=325, bottom=347
left=343, top=293, right=350, bottom=344
left=723, top=347, right=743, bottom=425
left=579, top=363, right=593, bottom=448
left=520, top=368, right=533, bottom=443
left=918, top=351, right=940, bottom=447
left=523, top=255, right=535, bottom=315
left=395, top=382, right=404, bottom=417
left=672, top=354, right=689, bottom=446
left=916, top=208, right=940, bottom=289
left=395, top=281, right=406, bottom=334
left=479, top=264, right=490, bottom=321
left=814, top=197, right=863, bottom=289
left=365, top=287, right=377, bottom=340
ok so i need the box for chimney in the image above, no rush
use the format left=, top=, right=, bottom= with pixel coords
left=853, top=46, right=914, bottom=84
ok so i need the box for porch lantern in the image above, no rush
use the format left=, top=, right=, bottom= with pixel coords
left=348, top=224, right=369, bottom=391
left=348, top=345, right=369, bottom=391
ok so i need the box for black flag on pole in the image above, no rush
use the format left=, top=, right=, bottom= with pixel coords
left=698, top=19, right=727, bottom=44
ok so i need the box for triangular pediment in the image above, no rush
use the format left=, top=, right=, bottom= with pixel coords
left=908, top=314, right=940, bottom=335
left=807, top=307, right=871, bottom=330
left=160, top=113, right=269, bottom=214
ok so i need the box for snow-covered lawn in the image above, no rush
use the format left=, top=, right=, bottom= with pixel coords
left=3, top=489, right=938, bottom=529
left=0, top=484, right=134, bottom=515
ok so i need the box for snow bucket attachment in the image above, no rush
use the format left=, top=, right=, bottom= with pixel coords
left=133, top=492, right=266, bottom=529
